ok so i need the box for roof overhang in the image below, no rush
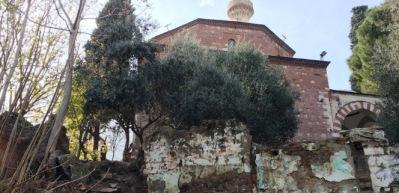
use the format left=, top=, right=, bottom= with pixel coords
left=268, top=55, right=330, bottom=68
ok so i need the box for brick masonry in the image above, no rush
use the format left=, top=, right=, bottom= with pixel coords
left=268, top=59, right=332, bottom=141
left=153, top=19, right=294, bottom=57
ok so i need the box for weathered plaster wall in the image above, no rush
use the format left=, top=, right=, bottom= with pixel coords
left=144, top=121, right=399, bottom=193
left=346, top=128, right=399, bottom=192
left=143, top=120, right=253, bottom=193
left=366, top=146, right=399, bottom=192
left=255, top=141, right=358, bottom=193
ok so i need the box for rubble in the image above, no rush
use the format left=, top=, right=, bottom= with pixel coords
left=84, top=161, right=147, bottom=193
left=341, top=127, right=388, bottom=144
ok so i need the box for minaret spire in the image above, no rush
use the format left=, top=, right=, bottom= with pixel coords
left=227, top=0, right=254, bottom=22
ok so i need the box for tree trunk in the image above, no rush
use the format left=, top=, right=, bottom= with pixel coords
left=122, top=128, right=130, bottom=161
left=136, top=133, right=145, bottom=169
left=77, top=122, right=89, bottom=159
left=45, top=0, right=86, bottom=158
left=0, top=0, right=32, bottom=111
left=92, top=121, right=100, bottom=161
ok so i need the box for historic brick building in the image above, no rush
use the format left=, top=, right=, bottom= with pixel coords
left=151, top=0, right=380, bottom=142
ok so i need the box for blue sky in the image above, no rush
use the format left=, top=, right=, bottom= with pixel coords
left=146, top=0, right=384, bottom=91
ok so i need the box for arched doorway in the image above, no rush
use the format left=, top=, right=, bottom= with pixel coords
left=334, top=101, right=380, bottom=192
left=333, top=101, right=380, bottom=131
left=342, top=109, right=378, bottom=130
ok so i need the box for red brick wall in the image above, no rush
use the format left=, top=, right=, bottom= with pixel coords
left=152, top=21, right=333, bottom=142
left=268, top=60, right=332, bottom=141
left=153, top=22, right=292, bottom=57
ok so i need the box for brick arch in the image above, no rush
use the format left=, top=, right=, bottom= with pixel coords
left=333, top=101, right=380, bottom=131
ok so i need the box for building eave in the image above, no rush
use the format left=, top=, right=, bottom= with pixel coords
left=329, top=89, right=380, bottom=97
left=268, top=55, right=330, bottom=67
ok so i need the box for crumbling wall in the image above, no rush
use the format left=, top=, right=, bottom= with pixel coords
left=345, top=128, right=399, bottom=192
left=255, top=141, right=358, bottom=193
left=143, top=120, right=253, bottom=193
left=365, top=145, right=399, bottom=192
left=144, top=119, right=399, bottom=193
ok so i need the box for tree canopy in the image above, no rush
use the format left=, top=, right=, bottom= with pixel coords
left=349, top=6, right=369, bottom=49
left=374, top=30, right=399, bottom=143
left=78, top=0, right=156, bottom=160
left=143, top=39, right=298, bottom=145
left=373, top=1, right=399, bottom=143
left=347, top=1, right=399, bottom=143
left=348, top=5, right=392, bottom=93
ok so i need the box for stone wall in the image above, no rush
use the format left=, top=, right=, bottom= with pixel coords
left=143, top=120, right=253, bottom=193
left=366, top=145, right=399, bottom=192
left=345, top=128, right=399, bottom=192
left=144, top=121, right=399, bottom=193
left=255, top=140, right=358, bottom=193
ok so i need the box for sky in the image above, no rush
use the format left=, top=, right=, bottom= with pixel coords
left=145, top=0, right=384, bottom=91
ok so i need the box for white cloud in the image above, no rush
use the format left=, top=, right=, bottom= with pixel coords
left=200, top=0, right=215, bottom=7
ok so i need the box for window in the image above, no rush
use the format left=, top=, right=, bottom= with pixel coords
left=228, top=39, right=236, bottom=49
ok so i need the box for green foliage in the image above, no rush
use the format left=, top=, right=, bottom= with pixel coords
left=80, top=0, right=155, bottom=126
left=65, top=75, right=86, bottom=158
left=349, top=6, right=368, bottom=49
left=348, top=5, right=392, bottom=93
left=373, top=22, right=399, bottom=143
left=76, top=0, right=156, bottom=161
left=144, top=40, right=297, bottom=145
left=218, top=44, right=298, bottom=145
left=348, top=1, right=399, bottom=143
left=143, top=40, right=243, bottom=127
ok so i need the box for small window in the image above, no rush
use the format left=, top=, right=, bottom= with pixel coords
left=228, top=39, right=236, bottom=49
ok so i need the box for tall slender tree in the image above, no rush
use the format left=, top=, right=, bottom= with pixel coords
left=0, top=0, right=32, bottom=111
left=45, top=0, right=87, bottom=159
left=348, top=5, right=392, bottom=93
left=80, top=0, right=156, bottom=161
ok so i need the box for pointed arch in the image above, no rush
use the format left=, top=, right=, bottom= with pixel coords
left=333, top=101, right=380, bottom=131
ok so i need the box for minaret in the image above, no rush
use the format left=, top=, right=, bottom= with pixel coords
left=227, top=0, right=254, bottom=22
